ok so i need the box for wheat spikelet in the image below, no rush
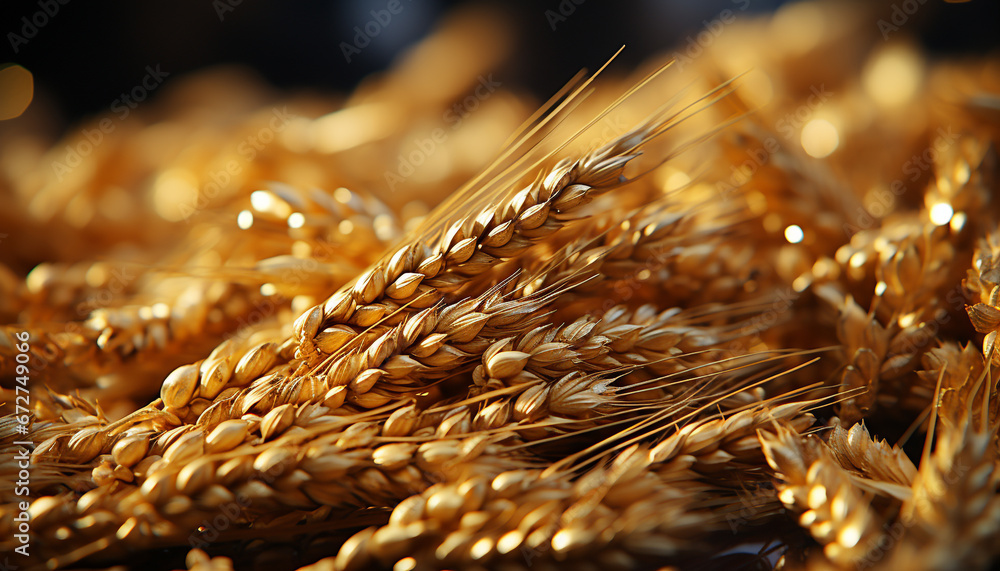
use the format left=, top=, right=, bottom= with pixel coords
left=330, top=444, right=719, bottom=570
left=472, top=302, right=748, bottom=390
left=759, top=423, right=887, bottom=567
left=290, top=82, right=733, bottom=365
left=884, top=345, right=1000, bottom=571
left=826, top=421, right=917, bottom=494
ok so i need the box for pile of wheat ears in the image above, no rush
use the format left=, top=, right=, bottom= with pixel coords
left=2, top=3, right=1000, bottom=570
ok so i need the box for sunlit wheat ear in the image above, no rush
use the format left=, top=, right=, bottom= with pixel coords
left=826, top=421, right=917, bottom=496
left=291, top=69, right=740, bottom=362
left=468, top=301, right=763, bottom=394
left=815, top=280, right=959, bottom=424
left=505, top=200, right=727, bottom=304
left=965, top=231, right=1000, bottom=364
left=331, top=444, right=724, bottom=571
left=892, top=347, right=1000, bottom=571
left=759, top=423, right=887, bottom=567
left=2, top=181, right=401, bottom=404
left=25, top=408, right=538, bottom=569
left=526, top=356, right=826, bottom=480
left=185, top=548, right=235, bottom=571
left=96, top=273, right=574, bottom=437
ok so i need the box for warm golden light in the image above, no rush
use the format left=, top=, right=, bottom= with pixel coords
left=287, top=212, right=305, bottom=228
left=250, top=190, right=274, bottom=212
left=801, top=119, right=839, bottom=158
left=153, top=169, right=200, bottom=222
left=784, top=224, right=804, bottom=244
left=663, top=169, right=691, bottom=192
left=863, top=45, right=922, bottom=108
left=929, top=202, right=954, bottom=226
left=0, top=64, right=33, bottom=120
left=237, top=209, right=254, bottom=229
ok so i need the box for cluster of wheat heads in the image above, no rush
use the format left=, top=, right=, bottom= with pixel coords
left=2, top=3, right=1000, bottom=570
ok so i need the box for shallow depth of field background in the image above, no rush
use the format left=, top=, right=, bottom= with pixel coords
left=2, top=0, right=999, bottom=135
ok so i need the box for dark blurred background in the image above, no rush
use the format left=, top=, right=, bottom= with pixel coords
left=1, top=0, right=998, bottom=133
